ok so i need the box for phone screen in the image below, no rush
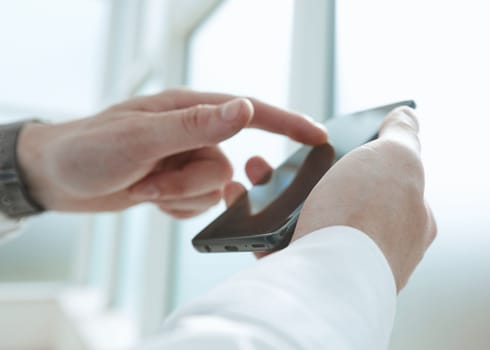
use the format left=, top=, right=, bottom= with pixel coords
left=247, top=145, right=331, bottom=215
left=193, top=100, right=415, bottom=253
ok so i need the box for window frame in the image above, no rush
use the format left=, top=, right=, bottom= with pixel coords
left=288, top=0, right=337, bottom=122
left=84, top=0, right=229, bottom=337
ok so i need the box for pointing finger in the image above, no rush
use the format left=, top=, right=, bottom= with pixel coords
left=127, top=98, right=253, bottom=162
left=119, top=89, right=328, bottom=146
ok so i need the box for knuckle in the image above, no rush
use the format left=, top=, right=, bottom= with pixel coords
left=398, top=106, right=419, bottom=127
left=157, top=203, right=170, bottom=212
left=380, top=139, right=423, bottom=170
left=170, top=211, right=185, bottom=219
left=170, top=210, right=197, bottom=219
left=426, top=205, right=438, bottom=243
left=165, top=179, right=189, bottom=198
left=416, top=205, right=437, bottom=248
left=219, top=158, right=234, bottom=182
left=158, top=205, right=189, bottom=219
left=181, top=105, right=213, bottom=136
left=207, top=190, right=223, bottom=205
left=429, top=221, right=438, bottom=243
left=384, top=107, right=420, bottom=133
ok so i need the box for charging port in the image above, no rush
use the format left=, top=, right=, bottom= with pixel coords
left=224, top=245, right=238, bottom=252
left=251, top=244, right=265, bottom=248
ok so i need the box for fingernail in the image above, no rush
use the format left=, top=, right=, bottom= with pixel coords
left=301, top=114, right=315, bottom=122
left=300, top=112, right=327, bottom=132
left=131, top=184, right=160, bottom=200
left=314, top=121, right=327, bottom=132
left=220, top=99, right=243, bottom=121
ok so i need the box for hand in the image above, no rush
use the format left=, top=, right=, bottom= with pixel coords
left=294, top=107, right=437, bottom=291
left=17, top=89, right=327, bottom=218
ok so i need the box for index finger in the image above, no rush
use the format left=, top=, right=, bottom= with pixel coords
left=118, top=89, right=328, bottom=146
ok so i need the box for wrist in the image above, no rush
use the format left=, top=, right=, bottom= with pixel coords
left=17, top=122, right=56, bottom=210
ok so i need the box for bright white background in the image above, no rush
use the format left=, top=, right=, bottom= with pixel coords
left=336, top=2, right=490, bottom=348
left=0, top=0, right=105, bottom=117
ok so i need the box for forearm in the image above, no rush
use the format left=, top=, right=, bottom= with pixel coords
left=139, top=226, right=397, bottom=350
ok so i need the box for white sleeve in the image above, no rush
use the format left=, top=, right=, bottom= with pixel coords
left=137, top=226, right=397, bottom=350
left=0, top=213, right=22, bottom=243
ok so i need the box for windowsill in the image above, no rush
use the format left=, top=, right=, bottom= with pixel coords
left=0, top=283, right=138, bottom=350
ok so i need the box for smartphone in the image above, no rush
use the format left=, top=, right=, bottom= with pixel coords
left=192, top=100, right=416, bottom=253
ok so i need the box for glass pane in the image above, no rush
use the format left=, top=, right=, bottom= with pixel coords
left=113, top=206, right=148, bottom=314
left=0, top=213, right=89, bottom=282
left=337, top=1, right=490, bottom=349
left=0, top=0, right=107, bottom=117
left=173, top=0, right=295, bottom=308
left=139, top=0, right=168, bottom=59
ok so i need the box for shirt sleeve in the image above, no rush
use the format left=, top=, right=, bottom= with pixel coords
left=137, top=226, right=397, bottom=350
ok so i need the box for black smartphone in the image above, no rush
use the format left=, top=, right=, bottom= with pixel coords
left=192, top=100, right=416, bottom=253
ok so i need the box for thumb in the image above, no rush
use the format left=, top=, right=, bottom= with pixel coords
left=378, top=106, right=421, bottom=155
left=140, top=98, right=253, bottom=161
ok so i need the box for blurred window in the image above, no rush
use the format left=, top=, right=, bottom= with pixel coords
left=172, top=0, right=295, bottom=308
left=0, top=0, right=107, bottom=282
left=0, top=0, right=106, bottom=118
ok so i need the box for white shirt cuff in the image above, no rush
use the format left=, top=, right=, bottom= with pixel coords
left=160, top=226, right=396, bottom=350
